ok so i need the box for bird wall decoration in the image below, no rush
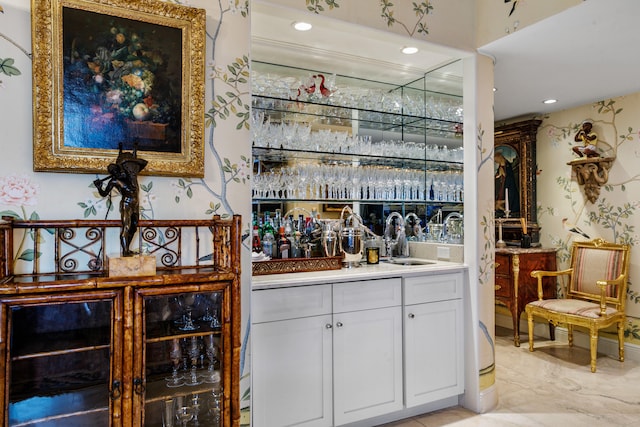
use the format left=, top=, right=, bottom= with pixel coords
left=562, top=218, right=591, bottom=239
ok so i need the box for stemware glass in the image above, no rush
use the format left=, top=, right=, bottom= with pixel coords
left=165, top=338, right=184, bottom=388
left=204, top=334, right=221, bottom=384
left=209, top=292, right=222, bottom=329
left=176, top=294, right=199, bottom=331
left=174, top=398, right=194, bottom=427
left=191, top=393, right=201, bottom=424
left=185, top=336, right=203, bottom=386
left=210, top=387, right=223, bottom=426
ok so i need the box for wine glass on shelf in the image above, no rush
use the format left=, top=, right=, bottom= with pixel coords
left=185, top=336, right=203, bottom=386
left=166, top=338, right=185, bottom=388
left=204, top=334, right=221, bottom=384
left=210, top=387, right=223, bottom=426
left=177, top=294, right=199, bottom=332
left=199, top=293, right=214, bottom=323
left=191, top=393, right=201, bottom=424
left=209, top=292, right=222, bottom=330
left=174, top=398, right=194, bottom=427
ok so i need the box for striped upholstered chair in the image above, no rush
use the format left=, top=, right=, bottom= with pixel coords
left=525, top=238, right=630, bottom=372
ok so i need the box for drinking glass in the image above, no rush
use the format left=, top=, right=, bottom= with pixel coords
left=204, top=334, right=221, bottom=384
left=162, top=398, right=175, bottom=427
left=174, top=399, right=194, bottom=427
left=210, top=387, right=222, bottom=426
left=177, top=294, right=198, bottom=331
left=185, top=336, right=203, bottom=386
left=166, top=338, right=185, bottom=388
left=209, top=292, right=222, bottom=329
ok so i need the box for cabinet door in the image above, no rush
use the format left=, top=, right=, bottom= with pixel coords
left=333, top=307, right=403, bottom=426
left=1, top=291, right=122, bottom=427
left=252, top=315, right=333, bottom=427
left=135, top=286, right=230, bottom=427
left=404, top=299, right=464, bottom=407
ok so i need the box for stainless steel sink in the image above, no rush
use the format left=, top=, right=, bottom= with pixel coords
left=386, top=258, right=435, bottom=266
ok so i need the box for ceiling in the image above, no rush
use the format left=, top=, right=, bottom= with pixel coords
left=252, top=0, right=640, bottom=122
left=482, top=0, right=640, bottom=121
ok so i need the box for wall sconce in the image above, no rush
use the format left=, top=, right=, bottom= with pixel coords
left=567, top=157, right=614, bottom=203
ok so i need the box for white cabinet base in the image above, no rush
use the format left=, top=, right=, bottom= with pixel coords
left=252, top=315, right=333, bottom=427
left=333, top=307, right=403, bottom=426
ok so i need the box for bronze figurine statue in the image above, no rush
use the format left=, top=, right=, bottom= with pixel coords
left=94, top=142, right=148, bottom=257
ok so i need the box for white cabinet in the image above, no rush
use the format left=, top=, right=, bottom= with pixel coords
left=252, top=285, right=333, bottom=427
left=252, top=278, right=402, bottom=427
left=251, top=271, right=465, bottom=426
left=253, top=315, right=333, bottom=427
left=403, top=272, right=464, bottom=407
left=333, top=280, right=403, bottom=425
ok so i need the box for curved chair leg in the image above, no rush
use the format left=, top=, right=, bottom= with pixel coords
left=618, top=321, right=625, bottom=362
left=568, top=325, right=574, bottom=347
left=589, top=327, right=598, bottom=373
left=527, top=312, right=535, bottom=352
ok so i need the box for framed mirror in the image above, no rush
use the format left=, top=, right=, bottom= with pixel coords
left=494, top=119, right=541, bottom=244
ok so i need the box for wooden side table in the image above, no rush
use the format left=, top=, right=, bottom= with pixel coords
left=495, top=247, right=558, bottom=346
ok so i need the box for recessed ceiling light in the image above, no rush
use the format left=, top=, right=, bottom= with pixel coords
left=401, top=46, right=419, bottom=55
left=543, top=99, right=557, bottom=104
left=292, top=21, right=312, bottom=31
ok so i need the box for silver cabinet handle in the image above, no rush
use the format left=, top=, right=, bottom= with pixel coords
left=325, top=323, right=333, bottom=329
left=336, top=321, right=343, bottom=327
left=408, top=313, right=415, bottom=319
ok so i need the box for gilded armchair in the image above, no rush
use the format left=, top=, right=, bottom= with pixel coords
left=525, top=238, right=630, bottom=372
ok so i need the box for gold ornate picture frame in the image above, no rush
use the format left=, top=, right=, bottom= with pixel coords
left=31, top=0, right=206, bottom=177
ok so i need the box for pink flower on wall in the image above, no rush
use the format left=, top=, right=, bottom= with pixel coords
left=0, top=174, right=39, bottom=207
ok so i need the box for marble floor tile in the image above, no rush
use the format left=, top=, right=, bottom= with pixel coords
left=379, top=327, right=640, bottom=427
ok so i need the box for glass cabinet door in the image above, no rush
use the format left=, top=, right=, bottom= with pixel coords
left=140, top=289, right=226, bottom=427
left=4, top=291, right=120, bottom=427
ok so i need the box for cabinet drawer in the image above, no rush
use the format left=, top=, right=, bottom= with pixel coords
left=333, top=278, right=402, bottom=313
left=495, top=254, right=511, bottom=276
left=404, top=272, right=463, bottom=305
left=494, top=277, right=512, bottom=298
left=252, top=285, right=332, bottom=323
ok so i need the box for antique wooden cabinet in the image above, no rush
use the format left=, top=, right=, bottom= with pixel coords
left=494, top=119, right=542, bottom=245
left=495, top=247, right=557, bottom=346
left=0, top=215, right=241, bottom=427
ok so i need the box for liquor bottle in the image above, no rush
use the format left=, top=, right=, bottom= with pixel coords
left=262, top=212, right=276, bottom=240
left=277, top=226, right=291, bottom=259
left=252, top=225, right=262, bottom=253
left=284, top=216, right=298, bottom=257
left=262, top=230, right=275, bottom=259
left=274, top=209, right=282, bottom=232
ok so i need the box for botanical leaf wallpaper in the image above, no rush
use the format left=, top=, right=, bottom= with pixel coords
left=536, top=92, right=640, bottom=343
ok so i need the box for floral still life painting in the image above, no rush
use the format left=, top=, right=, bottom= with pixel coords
left=32, top=0, right=206, bottom=177
left=63, top=7, right=182, bottom=153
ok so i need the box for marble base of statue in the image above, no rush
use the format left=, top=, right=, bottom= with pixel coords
left=108, top=254, right=156, bottom=277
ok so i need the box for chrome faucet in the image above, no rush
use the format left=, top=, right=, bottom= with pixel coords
left=384, top=212, right=408, bottom=258
left=404, top=212, right=423, bottom=241
left=443, top=212, right=463, bottom=243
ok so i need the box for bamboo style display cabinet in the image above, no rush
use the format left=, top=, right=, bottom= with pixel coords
left=0, top=216, right=241, bottom=427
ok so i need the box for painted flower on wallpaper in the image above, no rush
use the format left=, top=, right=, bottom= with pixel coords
left=0, top=174, right=43, bottom=264
left=0, top=174, right=39, bottom=208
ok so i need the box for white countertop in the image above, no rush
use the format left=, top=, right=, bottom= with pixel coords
left=251, top=259, right=467, bottom=290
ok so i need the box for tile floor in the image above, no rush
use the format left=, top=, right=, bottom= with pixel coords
left=380, top=327, right=640, bottom=427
